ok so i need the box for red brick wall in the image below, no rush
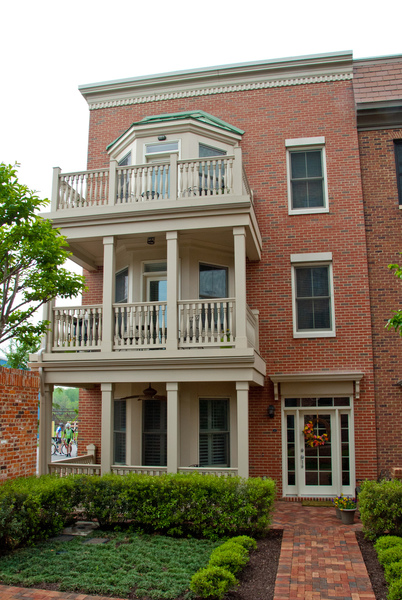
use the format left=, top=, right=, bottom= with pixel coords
left=78, top=386, right=102, bottom=463
left=0, top=367, right=40, bottom=482
left=80, top=79, right=377, bottom=490
left=82, top=267, right=103, bottom=305
left=358, top=127, right=402, bottom=475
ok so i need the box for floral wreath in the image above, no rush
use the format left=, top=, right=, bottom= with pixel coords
left=303, top=419, right=329, bottom=448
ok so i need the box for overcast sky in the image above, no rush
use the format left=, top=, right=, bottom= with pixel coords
left=1, top=0, right=401, bottom=202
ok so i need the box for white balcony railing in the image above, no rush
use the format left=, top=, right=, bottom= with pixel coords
left=113, top=302, right=167, bottom=349
left=52, top=149, right=249, bottom=212
left=178, top=299, right=235, bottom=347
left=49, top=297, right=261, bottom=354
left=52, top=306, right=102, bottom=351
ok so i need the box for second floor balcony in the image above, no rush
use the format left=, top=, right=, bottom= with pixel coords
left=48, top=299, right=260, bottom=355
left=51, top=148, right=253, bottom=217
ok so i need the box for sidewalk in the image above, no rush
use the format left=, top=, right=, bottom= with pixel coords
left=0, top=502, right=376, bottom=600
left=272, top=501, right=375, bottom=600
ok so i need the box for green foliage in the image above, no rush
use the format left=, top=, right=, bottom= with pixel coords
left=228, top=535, right=257, bottom=551
left=0, top=163, right=86, bottom=346
left=388, top=577, right=402, bottom=600
left=5, top=338, right=41, bottom=369
left=384, top=560, right=402, bottom=584
left=387, top=260, right=402, bottom=335
left=209, top=543, right=248, bottom=574
left=374, top=535, right=402, bottom=554
left=76, top=472, right=275, bottom=538
left=190, top=566, right=238, bottom=599
left=0, top=530, right=217, bottom=599
left=0, top=475, right=77, bottom=553
left=377, top=545, right=402, bottom=567
left=358, top=479, right=402, bottom=540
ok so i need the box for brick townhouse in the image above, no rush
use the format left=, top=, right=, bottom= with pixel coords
left=32, top=50, right=402, bottom=499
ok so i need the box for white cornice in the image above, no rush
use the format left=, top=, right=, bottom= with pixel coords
left=85, top=74, right=353, bottom=110
left=79, top=52, right=353, bottom=110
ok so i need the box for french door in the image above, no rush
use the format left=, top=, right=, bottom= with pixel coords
left=284, top=398, right=354, bottom=497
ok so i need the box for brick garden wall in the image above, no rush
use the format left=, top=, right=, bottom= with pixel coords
left=358, top=127, right=402, bottom=475
left=79, top=79, right=378, bottom=491
left=0, top=367, right=40, bottom=482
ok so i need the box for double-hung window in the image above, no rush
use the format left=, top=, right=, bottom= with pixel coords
left=199, top=398, right=230, bottom=467
left=394, top=140, right=402, bottom=206
left=291, top=253, right=335, bottom=338
left=286, top=137, right=328, bottom=214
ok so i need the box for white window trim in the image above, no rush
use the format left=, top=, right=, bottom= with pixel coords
left=291, top=253, right=335, bottom=338
left=286, top=137, right=329, bottom=215
left=144, top=139, right=181, bottom=162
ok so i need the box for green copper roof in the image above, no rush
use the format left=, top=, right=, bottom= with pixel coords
left=107, top=110, right=244, bottom=151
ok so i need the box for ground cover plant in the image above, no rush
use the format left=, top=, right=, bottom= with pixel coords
left=0, top=530, right=219, bottom=599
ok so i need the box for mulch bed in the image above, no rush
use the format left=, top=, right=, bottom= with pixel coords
left=356, top=531, right=388, bottom=600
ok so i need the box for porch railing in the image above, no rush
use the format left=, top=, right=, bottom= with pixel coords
left=52, top=305, right=102, bottom=351
left=53, top=149, right=250, bottom=211
left=178, top=299, right=235, bottom=347
left=111, top=466, right=168, bottom=476
left=113, top=301, right=167, bottom=349
left=178, top=467, right=238, bottom=477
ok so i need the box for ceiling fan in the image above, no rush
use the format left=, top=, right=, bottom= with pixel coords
left=115, top=383, right=167, bottom=401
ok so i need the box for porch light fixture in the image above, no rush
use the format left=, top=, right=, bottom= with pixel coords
left=147, top=237, right=155, bottom=245
left=158, top=135, right=166, bottom=141
left=268, top=405, right=275, bottom=419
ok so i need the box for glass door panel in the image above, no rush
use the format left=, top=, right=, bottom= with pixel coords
left=300, top=412, right=335, bottom=495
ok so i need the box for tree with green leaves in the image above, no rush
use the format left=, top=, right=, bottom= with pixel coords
left=387, top=261, right=402, bottom=335
left=0, top=163, right=86, bottom=348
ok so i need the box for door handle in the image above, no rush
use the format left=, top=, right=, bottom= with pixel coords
left=300, top=449, right=304, bottom=469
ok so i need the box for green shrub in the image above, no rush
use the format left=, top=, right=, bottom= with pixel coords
left=0, top=475, right=77, bottom=553
left=359, top=479, right=402, bottom=540
left=388, top=577, right=402, bottom=600
left=78, top=472, right=275, bottom=538
left=377, top=545, right=402, bottom=567
left=209, top=544, right=249, bottom=574
left=190, top=566, right=238, bottom=599
left=229, top=535, right=257, bottom=551
left=375, top=535, right=402, bottom=554
left=385, top=560, right=402, bottom=584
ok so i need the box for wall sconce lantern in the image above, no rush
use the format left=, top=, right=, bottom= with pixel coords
left=268, top=405, right=275, bottom=419
left=147, top=237, right=155, bottom=245
left=158, top=135, right=167, bottom=141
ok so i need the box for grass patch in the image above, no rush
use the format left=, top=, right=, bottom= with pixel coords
left=0, top=530, right=219, bottom=599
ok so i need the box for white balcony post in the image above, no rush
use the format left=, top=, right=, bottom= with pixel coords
left=108, top=159, right=118, bottom=206
left=236, top=381, right=249, bottom=479
left=101, top=383, right=113, bottom=474
left=102, top=236, right=115, bottom=353
left=38, top=383, right=53, bottom=475
left=233, top=226, right=247, bottom=348
left=44, top=299, right=55, bottom=353
left=169, top=153, right=178, bottom=200
left=167, top=382, right=179, bottom=473
left=166, top=231, right=178, bottom=351
left=233, top=147, right=243, bottom=195
left=51, top=167, right=61, bottom=212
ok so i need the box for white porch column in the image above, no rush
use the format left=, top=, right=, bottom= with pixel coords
left=166, top=382, right=179, bottom=473
left=233, top=226, right=248, bottom=348
left=166, top=231, right=178, bottom=351
left=44, top=299, right=54, bottom=353
left=236, top=381, right=249, bottom=479
left=101, top=383, right=113, bottom=474
left=102, top=236, right=115, bottom=352
left=39, top=383, right=53, bottom=475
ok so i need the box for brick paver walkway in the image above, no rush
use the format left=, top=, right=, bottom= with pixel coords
left=0, top=502, right=376, bottom=600
left=273, top=501, right=376, bottom=600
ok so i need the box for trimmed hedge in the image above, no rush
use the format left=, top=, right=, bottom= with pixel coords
left=0, top=473, right=275, bottom=552
left=374, top=534, right=402, bottom=598
left=359, top=479, right=402, bottom=540
left=75, top=472, right=276, bottom=538
left=0, top=475, right=77, bottom=553
left=190, top=535, right=257, bottom=598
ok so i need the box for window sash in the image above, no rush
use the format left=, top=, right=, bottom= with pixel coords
left=295, top=266, right=332, bottom=331
left=289, top=150, right=325, bottom=210
left=143, top=400, right=167, bottom=466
